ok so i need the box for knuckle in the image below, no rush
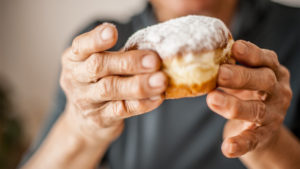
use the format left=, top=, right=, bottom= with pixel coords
left=281, top=88, right=292, bottom=110
left=276, top=114, right=284, bottom=124
left=249, top=53, right=259, bottom=65
left=246, top=130, right=259, bottom=151
left=269, top=50, right=280, bottom=67
left=119, top=56, right=132, bottom=73
left=134, top=100, right=149, bottom=114
left=253, top=102, right=266, bottom=123
left=226, top=137, right=236, bottom=146
left=91, top=110, right=116, bottom=128
left=268, top=50, right=277, bottom=58
left=281, top=66, right=290, bottom=79
left=59, top=73, right=72, bottom=93
left=92, top=113, right=107, bottom=127
left=283, top=66, right=290, bottom=76
left=282, top=85, right=293, bottom=100
left=238, top=68, right=251, bottom=88
left=71, top=36, right=81, bottom=54
left=286, top=88, right=293, bottom=101
left=61, top=48, right=72, bottom=64
left=61, top=55, right=69, bottom=66
left=86, top=53, right=105, bottom=82
left=59, top=75, right=67, bottom=91
left=73, top=98, right=90, bottom=112
left=134, top=76, right=147, bottom=98
left=264, top=68, right=277, bottom=90
left=125, top=101, right=142, bottom=116
left=272, top=114, right=284, bottom=126
left=228, top=98, right=240, bottom=119
left=97, top=77, right=114, bottom=99
left=112, top=101, right=127, bottom=117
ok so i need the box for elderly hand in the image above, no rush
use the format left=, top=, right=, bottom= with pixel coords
left=207, top=40, right=292, bottom=158
left=60, top=23, right=167, bottom=143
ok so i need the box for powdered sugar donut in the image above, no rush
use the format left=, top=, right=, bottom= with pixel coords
left=124, top=15, right=234, bottom=99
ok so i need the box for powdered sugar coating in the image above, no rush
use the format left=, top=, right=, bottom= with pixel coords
left=124, top=15, right=231, bottom=59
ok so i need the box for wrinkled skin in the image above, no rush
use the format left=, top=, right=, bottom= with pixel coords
left=60, top=23, right=168, bottom=143
left=207, top=41, right=292, bottom=157
left=61, top=22, right=292, bottom=158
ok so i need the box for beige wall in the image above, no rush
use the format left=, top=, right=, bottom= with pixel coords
left=0, top=0, right=146, bottom=142
left=0, top=0, right=299, bottom=143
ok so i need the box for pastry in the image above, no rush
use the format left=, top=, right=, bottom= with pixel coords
left=124, top=15, right=234, bottom=99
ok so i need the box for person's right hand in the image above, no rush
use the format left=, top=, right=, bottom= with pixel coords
left=60, top=23, right=168, bottom=144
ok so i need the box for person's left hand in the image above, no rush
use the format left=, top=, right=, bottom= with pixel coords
left=207, top=40, right=292, bottom=158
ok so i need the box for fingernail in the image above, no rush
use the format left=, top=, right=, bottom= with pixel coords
left=237, top=42, right=247, bottom=55
left=101, top=26, right=114, bottom=41
left=72, top=39, right=79, bottom=54
left=142, top=55, right=157, bottom=68
left=149, top=73, right=165, bottom=88
left=150, top=95, right=162, bottom=101
left=212, top=92, right=225, bottom=106
left=229, top=143, right=238, bottom=154
left=220, top=66, right=233, bottom=81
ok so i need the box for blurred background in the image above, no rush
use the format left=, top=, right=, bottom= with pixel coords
left=0, top=0, right=299, bottom=168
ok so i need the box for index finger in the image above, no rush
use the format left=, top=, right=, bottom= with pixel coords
left=70, top=23, right=118, bottom=61
left=232, top=40, right=280, bottom=72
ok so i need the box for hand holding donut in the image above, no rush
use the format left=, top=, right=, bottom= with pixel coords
left=124, top=15, right=296, bottom=166
left=60, top=23, right=167, bottom=143
left=207, top=40, right=292, bottom=158
left=24, top=23, right=168, bottom=169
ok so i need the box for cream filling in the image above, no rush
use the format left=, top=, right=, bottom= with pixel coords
left=163, top=39, right=233, bottom=86
left=164, top=52, right=219, bottom=85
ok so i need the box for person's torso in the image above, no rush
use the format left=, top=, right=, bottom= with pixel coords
left=84, top=1, right=300, bottom=169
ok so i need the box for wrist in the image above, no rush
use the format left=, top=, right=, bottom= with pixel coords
left=238, top=127, right=282, bottom=169
left=23, top=110, right=114, bottom=169
left=240, top=126, right=300, bottom=169
left=62, top=104, right=123, bottom=145
left=240, top=126, right=282, bottom=157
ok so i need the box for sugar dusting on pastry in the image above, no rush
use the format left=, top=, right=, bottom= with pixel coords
left=124, top=15, right=231, bottom=59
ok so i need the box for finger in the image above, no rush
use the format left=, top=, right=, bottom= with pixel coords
left=86, top=72, right=167, bottom=101
left=207, top=90, right=273, bottom=124
left=267, top=82, right=292, bottom=114
left=220, top=88, right=268, bottom=101
left=221, top=126, right=269, bottom=158
left=102, top=96, right=164, bottom=123
left=232, top=40, right=280, bottom=72
left=223, top=120, right=257, bottom=139
left=79, top=96, right=164, bottom=127
left=277, top=65, right=290, bottom=83
left=70, top=23, right=118, bottom=61
left=218, top=64, right=277, bottom=92
left=72, top=50, right=161, bottom=83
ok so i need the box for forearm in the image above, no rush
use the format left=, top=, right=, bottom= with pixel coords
left=22, top=113, right=111, bottom=169
left=240, top=126, right=300, bottom=169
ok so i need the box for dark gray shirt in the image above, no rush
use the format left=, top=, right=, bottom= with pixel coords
left=21, top=0, right=300, bottom=168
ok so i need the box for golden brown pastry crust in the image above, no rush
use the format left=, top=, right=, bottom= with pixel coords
left=165, top=74, right=217, bottom=99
